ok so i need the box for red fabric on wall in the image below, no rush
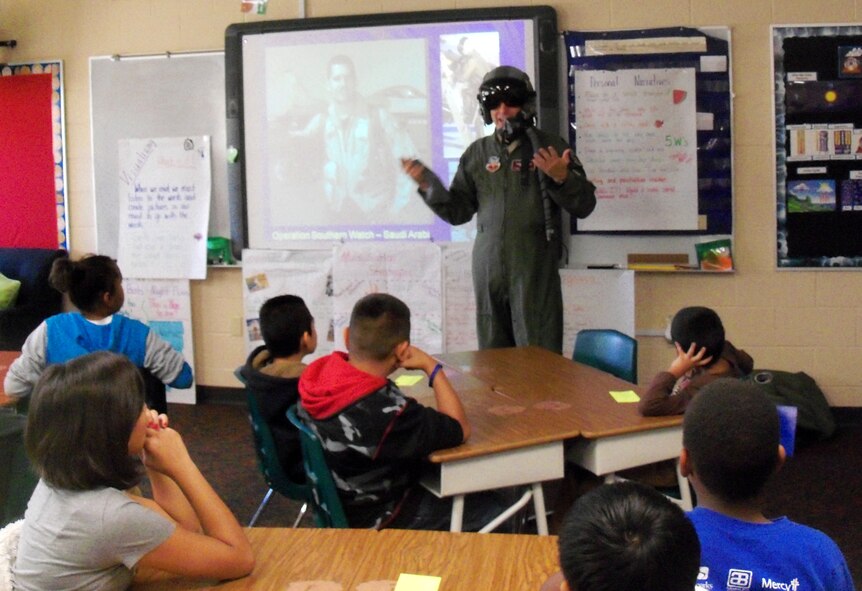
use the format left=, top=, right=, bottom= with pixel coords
left=0, top=73, right=58, bottom=248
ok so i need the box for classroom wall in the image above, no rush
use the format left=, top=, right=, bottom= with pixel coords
left=5, top=0, right=862, bottom=404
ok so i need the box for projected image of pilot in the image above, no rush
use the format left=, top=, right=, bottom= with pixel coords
left=285, top=54, right=430, bottom=223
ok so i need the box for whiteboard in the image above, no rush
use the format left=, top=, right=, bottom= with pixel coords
left=90, top=52, right=228, bottom=258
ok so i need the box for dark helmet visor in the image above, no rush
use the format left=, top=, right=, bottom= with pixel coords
left=477, top=82, right=530, bottom=110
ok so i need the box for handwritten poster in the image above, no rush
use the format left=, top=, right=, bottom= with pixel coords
left=240, top=248, right=633, bottom=360
left=333, top=243, right=443, bottom=354
left=121, top=278, right=196, bottom=404
left=117, top=136, right=211, bottom=279
left=575, top=68, right=698, bottom=231
left=560, top=269, right=635, bottom=359
left=241, top=248, right=335, bottom=361
left=441, top=242, right=478, bottom=352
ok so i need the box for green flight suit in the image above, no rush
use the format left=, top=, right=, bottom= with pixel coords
left=420, top=129, right=596, bottom=353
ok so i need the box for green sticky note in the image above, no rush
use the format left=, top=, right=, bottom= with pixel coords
left=610, top=390, right=640, bottom=403
left=394, top=573, right=442, bottom=591
left=394, top=374, right=424, bottom=387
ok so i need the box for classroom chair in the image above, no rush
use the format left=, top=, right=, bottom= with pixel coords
left=140, top=368, right=168, bottom=416
left=286, top=405, right=349, bottom=529
left=574, top=331, right=691, bottom=507
left=0, top=247, right=67, bottom=350
left=235, top=369, right=311, bottom=528
left=0, top=414, right=37, bottom=528
left=573, top=329, right=638, bottom=384
left=777, top=405, right=798, bottom=458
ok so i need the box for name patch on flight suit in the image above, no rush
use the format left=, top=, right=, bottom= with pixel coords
left=511, top=159, right=536, bottom=172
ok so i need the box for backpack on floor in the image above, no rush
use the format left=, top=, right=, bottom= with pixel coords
left=744, top=370, right=836, bottom=440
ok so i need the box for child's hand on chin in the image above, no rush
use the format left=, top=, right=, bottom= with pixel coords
left=398, top=345, right=435, bottom=374
left=142, top=426, right=191, bottom=477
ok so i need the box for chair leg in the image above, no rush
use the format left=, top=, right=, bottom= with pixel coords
left=531, top=482, right=549, bottom=535
left=249, top=488, right=274, bottom=527
left=449, top=495, right=466, bottom=532
left=292, top=502, right=308, bottom=528
left=478, top=488, right=533, bottom=533
left=673, top=459, right=694, bottom=511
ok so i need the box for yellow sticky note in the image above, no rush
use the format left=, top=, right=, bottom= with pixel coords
left=609, top=390, right=640, bottom=403
left=394, top=374, right=424, bottom=387
left=394, top=573, right=441, bottom=591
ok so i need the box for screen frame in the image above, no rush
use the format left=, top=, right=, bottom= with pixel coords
left=224, top=5, right=559, bottom=257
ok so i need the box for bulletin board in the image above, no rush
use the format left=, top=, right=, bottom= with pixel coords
left=0, top=61, right=67, bottom=249
left=773, top=25, right=862, bottom=268
left=563, top=27, right=732, bottom=268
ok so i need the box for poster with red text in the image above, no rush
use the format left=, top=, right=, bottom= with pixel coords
left=575, top=68, right=698, bottom=231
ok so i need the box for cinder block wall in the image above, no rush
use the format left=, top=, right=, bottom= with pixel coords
left=7, top=0, right=862, bottom=404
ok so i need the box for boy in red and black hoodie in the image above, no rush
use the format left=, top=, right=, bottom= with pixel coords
left=298, top=293, right=472, bottom=530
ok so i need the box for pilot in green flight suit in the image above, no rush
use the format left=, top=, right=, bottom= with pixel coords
left=402, top=66, right=596, bottom=353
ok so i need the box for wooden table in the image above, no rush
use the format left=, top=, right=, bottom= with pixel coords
left=429, top=347, right=690, bottom=519
left=131, top=527, right=559, bottom=590
left=1, top=350, right=21, bottom=409
left=399, top=368, right=575, bottom=534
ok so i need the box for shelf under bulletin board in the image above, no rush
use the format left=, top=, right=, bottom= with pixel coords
left=563, top=27, right=734, bottom=272
left=773, top=25, right=862, bottom=269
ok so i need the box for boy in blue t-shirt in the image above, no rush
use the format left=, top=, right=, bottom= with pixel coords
left=682, top=379, right=854, bottom=591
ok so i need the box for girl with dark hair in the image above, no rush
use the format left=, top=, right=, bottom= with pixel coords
left=12, top=352, right=254, bottom=590
left=3, top=254, right=192, bottom=400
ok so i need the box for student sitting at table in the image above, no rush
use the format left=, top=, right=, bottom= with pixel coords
left=12, top=351, right=254, bottom=590
left=682, top=378, right=854, bottom=591
left=638, top=306, right=753, bottom=416
left=239, top=294, right=317, bottom=482
left=298, top=293, right=503, bottom=530
left=3, top=254, right=193, bottom=400
left=541, top=481, right=700, bottom=591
